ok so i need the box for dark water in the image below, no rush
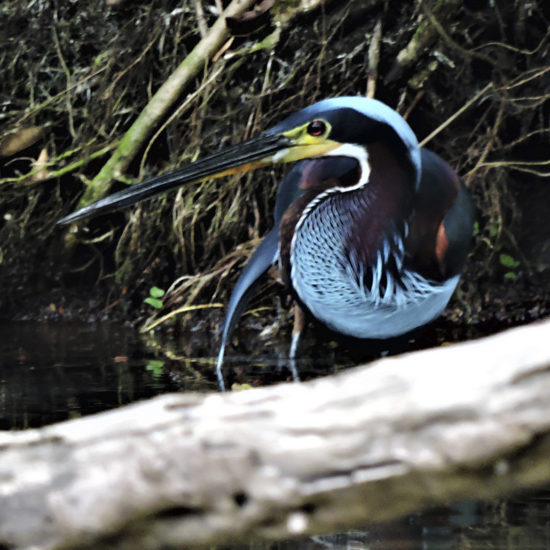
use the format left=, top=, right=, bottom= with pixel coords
left=0, top=321, right=179, bottom=430
left=1, top=321, right=550, bottom=549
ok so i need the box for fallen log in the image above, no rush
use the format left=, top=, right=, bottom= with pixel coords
left=1, top=318, right=550, bottom=550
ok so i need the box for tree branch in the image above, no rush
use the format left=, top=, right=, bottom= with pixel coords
left=74, top=0, right=257, bottom=211
left=1, top=319, right=550, bottom=549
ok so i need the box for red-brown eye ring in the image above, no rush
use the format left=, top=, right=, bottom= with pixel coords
left=307, top=120, right=327, bottom=137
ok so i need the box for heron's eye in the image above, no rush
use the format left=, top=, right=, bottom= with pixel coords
left=307, top=120, right=327, bottom=137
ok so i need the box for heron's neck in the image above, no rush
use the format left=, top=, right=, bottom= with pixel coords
left=344, top=141, right=416, bottom=264
left=278, top=141, right=417, bottom=283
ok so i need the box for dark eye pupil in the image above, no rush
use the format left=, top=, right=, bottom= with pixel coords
left=308, top=120, right=326, bottom=136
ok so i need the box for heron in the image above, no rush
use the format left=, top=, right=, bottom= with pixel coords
left=58, top=97, right=474, bottom=390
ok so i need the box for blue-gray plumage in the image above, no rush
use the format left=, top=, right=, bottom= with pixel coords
left=58, top=96, right=474, bottom=391
left=215, top=162, right=308, bottom=386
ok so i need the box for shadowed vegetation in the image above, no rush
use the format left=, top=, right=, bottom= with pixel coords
left=0, top=0, right=549, bottom=344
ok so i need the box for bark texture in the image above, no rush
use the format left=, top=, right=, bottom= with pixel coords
left=1, top=319, right=550, bottom=549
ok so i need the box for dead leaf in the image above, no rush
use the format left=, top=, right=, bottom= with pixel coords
left=0, top=126, right=46, bottom=157
left=31, top=148, right=51, bottom=182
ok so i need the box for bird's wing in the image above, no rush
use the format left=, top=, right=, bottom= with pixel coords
left=406, top=148, right=474, bottom=281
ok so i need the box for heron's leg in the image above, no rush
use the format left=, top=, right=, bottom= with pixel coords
left=289, top=304, right=306, bottom=382
left=215, top=343, right=227, bottom=392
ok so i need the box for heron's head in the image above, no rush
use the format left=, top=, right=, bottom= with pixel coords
left=58, top=97, right=420, bottom=225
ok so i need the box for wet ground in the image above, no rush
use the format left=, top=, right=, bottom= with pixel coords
left=1, top=320, right=550, bottom=549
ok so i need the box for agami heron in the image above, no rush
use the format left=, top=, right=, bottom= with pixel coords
left=58, top=97, right=474, bottom=390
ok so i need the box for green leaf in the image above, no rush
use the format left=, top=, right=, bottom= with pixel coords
left=146, top=360, right=165, bottom=378
left=504, top=271, right=518, bottom=280
left=472, top=221, right=479, bottom=236
left=499, top=253, right=520, bottom=269
left=144, top=297, right=163, bottom=309
left=149, top=286, right=165, bottom=298
left=232, top=383, right=253, bottom=391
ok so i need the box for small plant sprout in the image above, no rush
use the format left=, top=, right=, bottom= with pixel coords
left=144, top=286, right=165, bottom=309
left=499, top=253, right=521, bottom=280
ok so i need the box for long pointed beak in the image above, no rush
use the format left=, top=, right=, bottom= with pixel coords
left=57, top=132, right=294, bottom=225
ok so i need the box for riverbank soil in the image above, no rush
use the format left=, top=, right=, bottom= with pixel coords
left=1, top=1, right=549, bottom=356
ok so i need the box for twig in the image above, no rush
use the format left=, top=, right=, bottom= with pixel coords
left=0, top=143, right=116, bottom=186
left=419, top=0, right=497, bottom=67
left=418, top=82, right=493, bottom=147
left=14, top=66, right=109, bottom=126
left=466, top=100, right=505, bottom=185
left=472, top=28, right=550, bottom=56
left=71, top=0, right=257, bottom=211
left=52, top=27, right=76, bottom=139
left=402, top=90, right=424, bottom=120
left=476, top=159, right=550, bottom=177
left=386, top=0, right=460, bottom=82
left=498, top=65, right=550, bottom=91
left=138, top=62, right=226, bottom=177
left=366, top=19, right=382, bottom=99
left=141, top=303, right=223, bottom=332
left=104, top=31, right=161, bottom=100
left=500, top=128, right=550, bottom=151
left=194, top=0, right=208, bottom=39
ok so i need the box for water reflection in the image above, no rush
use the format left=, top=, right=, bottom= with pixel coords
left=0, top=321, right=177, bottom=429
left=248, top=495, right=550, bottom=549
